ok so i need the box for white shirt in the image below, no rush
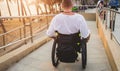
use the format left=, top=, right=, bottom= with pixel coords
left=46, top=13, right=90, bottom=38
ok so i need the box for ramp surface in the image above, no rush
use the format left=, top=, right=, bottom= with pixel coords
left=6, top=21, right=112, bottom=71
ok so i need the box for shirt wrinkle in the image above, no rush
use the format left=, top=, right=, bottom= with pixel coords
left=46, top=13, right=90, bottom=38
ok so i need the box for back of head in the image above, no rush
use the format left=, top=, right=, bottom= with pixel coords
left=100, top=0, right=104, bottom=4
left=61, top=0, right=73, bottom=9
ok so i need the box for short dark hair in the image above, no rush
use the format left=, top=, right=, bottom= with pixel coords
left=62, top=0, right=73, bottom=9
left=100, top=1, right=104, bottom=4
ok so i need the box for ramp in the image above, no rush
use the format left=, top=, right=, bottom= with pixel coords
left=6, top=21, right=112, bottom=71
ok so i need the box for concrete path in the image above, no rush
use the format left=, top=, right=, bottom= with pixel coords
left=6, top=21, right=112, bottom=71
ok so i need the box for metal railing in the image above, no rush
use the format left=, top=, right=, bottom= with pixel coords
left=0, top=26, right=24, bottom=46
left=0, top=14, right=56, bottom=50
left=97, top=7, right=120, bottom=45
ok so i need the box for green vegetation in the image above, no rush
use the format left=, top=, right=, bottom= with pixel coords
left=72, top=6, right=78, bottom=12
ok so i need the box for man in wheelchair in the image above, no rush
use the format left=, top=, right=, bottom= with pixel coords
left=46, top=0, right=90, bottom=66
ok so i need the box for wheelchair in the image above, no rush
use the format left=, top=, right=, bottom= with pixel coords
left=51, top=33, right=87, bottom=69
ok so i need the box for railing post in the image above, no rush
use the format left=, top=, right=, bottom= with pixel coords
left=112, top=12, right=116, bottom=31
left=22, top=18, right=27, bottom=44
left=44, top=4, right=49, bottom=28
left=20, top=0, right=27, bottom=44
left=2, top=35, right=6, bottom=46
left=110, top=10, right=115, bottom=40
left=105, top=9, right=107, bottom=30
left=29, top=18, right=33, bottom=43
left=109, top=10, right=112, bottom=29
left=0, top=18, right=6, bottom=46
left=110, top=10, right=113, bottom=40
left=19, top=28, right=22, bottom=39
left=110, top=9, right=116, bottom=31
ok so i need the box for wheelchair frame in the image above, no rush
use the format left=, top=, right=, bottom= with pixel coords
left=51, top=39, right=87, bottom=69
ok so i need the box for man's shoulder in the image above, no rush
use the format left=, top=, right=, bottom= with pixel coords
left=75, top=13, right=84, bottom=18
left=55, top=13, right=62, bottom=17
left=53, top=13, right=63, bottom=19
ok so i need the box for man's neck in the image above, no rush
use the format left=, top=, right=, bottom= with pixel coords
left=63, top=9, right=72, bottom=13
left=62, top=11, right=74, bottom=15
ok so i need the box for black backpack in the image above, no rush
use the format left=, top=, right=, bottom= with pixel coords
left=57, top=43, right=78, bottom=62
left=56, top=32, right=80, bottom=63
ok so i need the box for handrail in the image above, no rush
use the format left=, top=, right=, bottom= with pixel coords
left=104, top=8, right=120, bottom=14
left=0, top=26, right=47, bottom=50
left=0, top=14, right=56, bottom=19
left=0, top=14, right=55, bottom=48
left=0, top=36, right=32, bottom=49
left=0, top=26, right=24, bottom=37
left=97, top=7, right=120, bottom=45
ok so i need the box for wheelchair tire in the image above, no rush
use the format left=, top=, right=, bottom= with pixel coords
left=81, top=43, right=87, bottom=69
left=52, top=39, right=59, bottom=67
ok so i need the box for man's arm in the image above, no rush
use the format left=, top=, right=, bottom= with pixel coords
left=85, top=34, right=90, bottom=42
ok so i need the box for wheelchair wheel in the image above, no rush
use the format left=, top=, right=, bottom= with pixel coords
left=81, top=43, right=87, bottom=69
left=52, top=39, right=59, bottom=67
